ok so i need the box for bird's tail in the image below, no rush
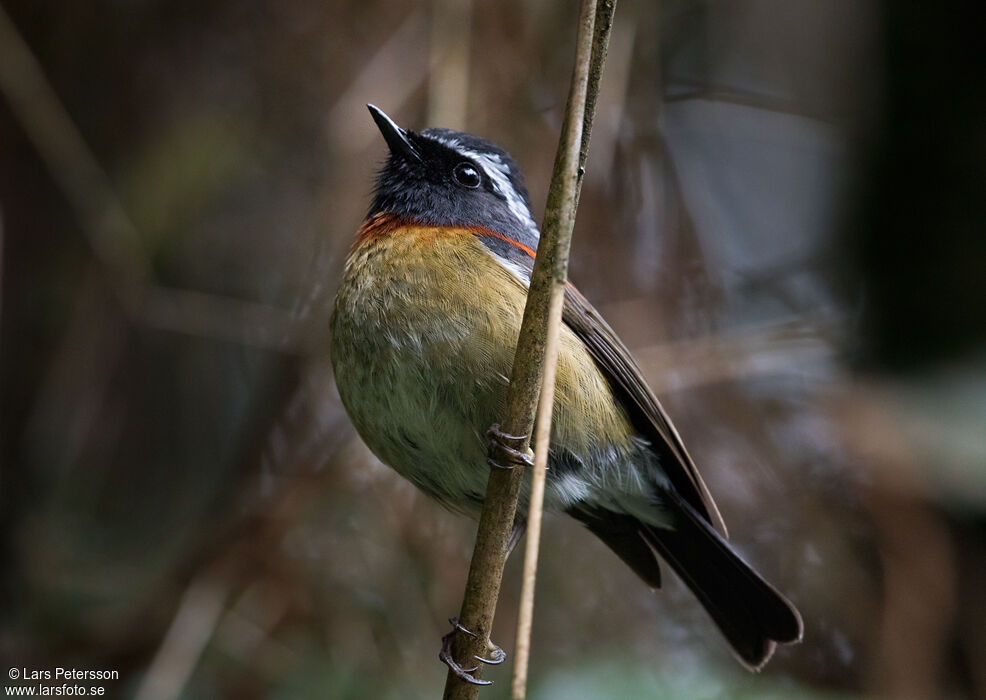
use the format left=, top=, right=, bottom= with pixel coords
left=570, top=493, right=803, bottom=670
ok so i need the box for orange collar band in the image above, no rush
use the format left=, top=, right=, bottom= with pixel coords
left=356, top=213, right=538, bottom=261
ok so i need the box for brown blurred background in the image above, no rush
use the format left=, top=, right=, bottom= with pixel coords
left=2, top=1, right=985, bottom=698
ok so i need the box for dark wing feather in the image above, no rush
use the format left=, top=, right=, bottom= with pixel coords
left=470, top=231, right=725, bottom=534
left=563, top=285, right=727, bottom=536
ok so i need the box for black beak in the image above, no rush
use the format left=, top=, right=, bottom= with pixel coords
left=367, top=104, right=421, bottom=163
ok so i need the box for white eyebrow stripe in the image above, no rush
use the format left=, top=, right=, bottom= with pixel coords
left=468, top=151, right=539, bottom=233
left=428, top=134, right=539, bottom=236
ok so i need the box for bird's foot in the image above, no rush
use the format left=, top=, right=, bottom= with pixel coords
left=486, top=424, right=535, bottom=471
left=439, top=617, right=507, bottom=686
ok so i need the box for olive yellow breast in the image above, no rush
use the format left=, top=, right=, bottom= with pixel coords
left=330, top=224, right=638, bottom=513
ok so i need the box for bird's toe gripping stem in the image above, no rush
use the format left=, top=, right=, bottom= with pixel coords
left=439, top=617, right=507, bottom=686
left=486, top=424, right=535, bottom=471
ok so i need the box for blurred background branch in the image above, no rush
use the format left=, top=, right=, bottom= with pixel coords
left=428, top=0, right=472, bottom=130
left=0, top=3, right=301, bottom=351
left=0, top=4, right=148, bottom=304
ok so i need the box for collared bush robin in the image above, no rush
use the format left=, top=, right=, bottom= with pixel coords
left=330, top=105, right=803, bottom=673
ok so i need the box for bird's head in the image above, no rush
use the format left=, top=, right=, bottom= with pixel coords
left=366, top=105, right=540, bottom=251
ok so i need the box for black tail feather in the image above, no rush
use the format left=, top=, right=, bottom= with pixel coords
left=570, top=494, right=803, bottom=670
left=572, top=509, right=663, bottom=589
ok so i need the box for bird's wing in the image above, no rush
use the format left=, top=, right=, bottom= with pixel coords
left=471, top=228, right=726, bottom=534
left=563, top=284, right=727, bottom=536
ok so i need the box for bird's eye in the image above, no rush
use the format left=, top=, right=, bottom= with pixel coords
left=453, top=162, right=482, bottom=189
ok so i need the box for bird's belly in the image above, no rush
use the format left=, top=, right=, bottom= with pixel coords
left=330, top=226, right=652, bottom=516
left=330, top=229, right=522, bottom=512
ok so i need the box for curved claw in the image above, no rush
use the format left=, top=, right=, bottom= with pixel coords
left=486, top=424, right=528, bottom=442
left=487, top=457, right=515, bottom=471
left=440, top=648, right=489, bottom=685
left=486, top=424, right=535, bottom=470
left=475, top=641, right=506, bottom=665
left=448, top=617, right=477, bottom=638
left=440, top=618, right=492, bottom=685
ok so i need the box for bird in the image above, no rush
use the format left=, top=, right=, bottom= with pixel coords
left=330, top=104, right=803, bottom=678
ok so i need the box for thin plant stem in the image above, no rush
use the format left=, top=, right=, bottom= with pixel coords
left=441, top=1, right=616, bottom=698
left=510, top=3, right=617, bottom=697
